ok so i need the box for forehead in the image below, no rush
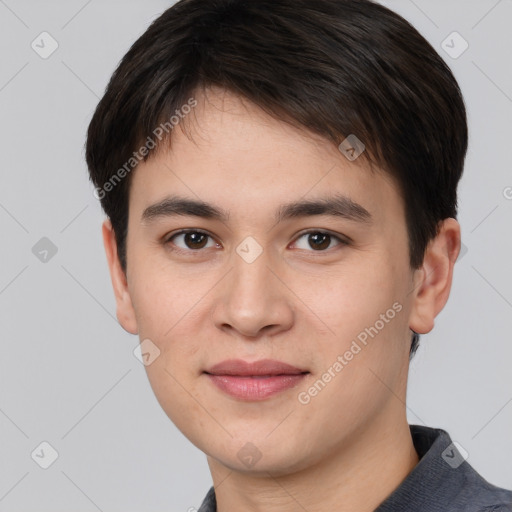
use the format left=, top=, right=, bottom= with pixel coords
left=128, top=87, right=404, bottom=227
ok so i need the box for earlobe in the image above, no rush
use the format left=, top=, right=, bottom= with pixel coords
left=408, top=218, right=461, bottom=335
left=102, top=219, right=139, bottom=335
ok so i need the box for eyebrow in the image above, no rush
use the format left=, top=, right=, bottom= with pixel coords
left=141, top=194, right=372, bottom=225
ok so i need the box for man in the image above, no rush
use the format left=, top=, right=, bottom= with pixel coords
left=85, top=0, right=512, bottom=510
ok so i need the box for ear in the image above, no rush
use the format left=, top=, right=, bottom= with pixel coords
left=102, top=219, right=138, bottom=334
left=409, top=218, right=461, bottom=335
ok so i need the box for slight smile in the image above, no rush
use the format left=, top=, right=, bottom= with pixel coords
left=204, top=359, right=310, bottom=401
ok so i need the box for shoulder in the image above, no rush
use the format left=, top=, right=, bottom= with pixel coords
left=377, top=425, right=512, bottom=512
left=456, top=443, right=512, bottom=511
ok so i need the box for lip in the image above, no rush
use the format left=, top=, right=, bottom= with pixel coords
left=204, top=359, right=309, bottom=401
left=206, top=358, right=308, bottom=376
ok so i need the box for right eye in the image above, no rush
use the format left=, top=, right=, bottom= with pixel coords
left=164, top=229, right=221, bottom=253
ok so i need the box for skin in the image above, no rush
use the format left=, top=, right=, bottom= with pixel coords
left=102, top=86, right=461, bottom=512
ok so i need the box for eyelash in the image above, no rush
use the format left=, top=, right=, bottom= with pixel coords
left=163, top=229, right=350, bottom=255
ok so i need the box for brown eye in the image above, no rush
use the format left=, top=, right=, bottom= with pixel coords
left=293, top=230, right=347, bottom=252
left=183, top=232, right=208, bottom=249
left=308, top=232, right=331, bottom=250
left=166, top=230, right=217, bottom=251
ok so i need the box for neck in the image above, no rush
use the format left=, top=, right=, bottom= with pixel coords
left=208, top=411, right=419, bottom=512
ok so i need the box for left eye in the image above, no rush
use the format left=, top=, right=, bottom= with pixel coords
left=292, top=231, right=345, bottom=251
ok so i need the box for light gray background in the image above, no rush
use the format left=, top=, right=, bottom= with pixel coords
left=0, top=0, right=511, bottom=510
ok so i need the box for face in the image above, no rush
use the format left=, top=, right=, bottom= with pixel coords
left=103, top=86, right=457, bottom=476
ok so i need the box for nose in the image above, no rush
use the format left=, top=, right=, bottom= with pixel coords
left=211, top=246, right=294, bottom=339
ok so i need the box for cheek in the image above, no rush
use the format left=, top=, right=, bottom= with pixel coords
left=128, top=257, right=196, bottom=336
left=299, top=262, right=401, bottom=336
left=299, top=265, right=410, bottom=402
left=129, top=259, right=213, bottom=366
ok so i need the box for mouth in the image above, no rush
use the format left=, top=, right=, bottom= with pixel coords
left=204, top=359, right=310, bottom=401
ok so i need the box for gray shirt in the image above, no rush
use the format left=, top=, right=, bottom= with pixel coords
left=197, top=424, right=512, bottom=511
